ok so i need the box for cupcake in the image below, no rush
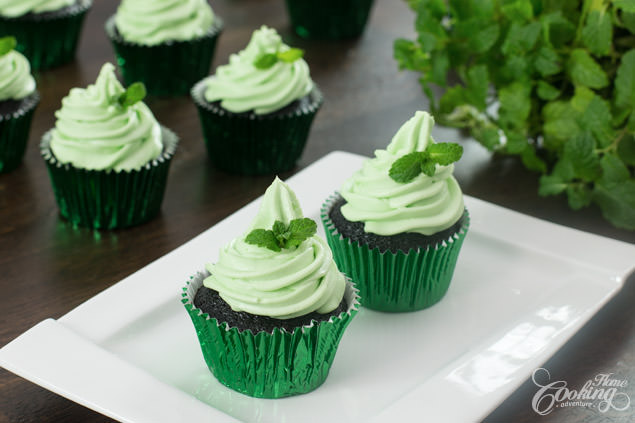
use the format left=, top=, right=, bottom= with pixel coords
left=284, top=0, right=375, bottom=39
left=191, top=25, right=323, bottom=175
left=0, top=0, right=91, bottom=70
left=105, top=0, right=223, bottom=96
left=0, top=36, right=39, bottom=172
left=321, top=111, right=469, bottom=312
left=41, top=62, right=178, bottom=229
left=182, top=177, right=359, bottom=398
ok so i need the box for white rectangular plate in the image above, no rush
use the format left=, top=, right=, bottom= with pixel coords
left=2, top=151, right=634, bottom=423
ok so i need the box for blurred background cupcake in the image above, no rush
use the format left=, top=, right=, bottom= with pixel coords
left=41, top=63, right=178, bottom=229
left=284, top=0, right=375, bottom=39
left=322, top=111, right=469, bottom=312
left=0, top=0, right=91, bottom=70
left=191, top=25, right=322, bottom=175
left=0, top=36, right=39, bottom=173
left=183, top=177, right=358, bottom=398
left=105, top=0, right=223, bottom=97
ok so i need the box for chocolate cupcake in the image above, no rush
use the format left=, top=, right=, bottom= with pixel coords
left=191, top=25, right=323, bottom=175
left=285, top=0, right=375, bottom=39
left=41, top=63, right=178, bottom=229
left=0, top=36, right=39, bottom=173
left=182, top=177, right=359, bottom=398
left=105, top=0, right=223, bottom=96
left=322, top=111, right=469, bottom=312
left=0, top=0, right=91, bottom=70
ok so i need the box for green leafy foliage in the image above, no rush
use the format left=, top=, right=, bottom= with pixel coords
left=118, top=82, right=146, bottom=108
left=395, top=0, right=635, bottom=230
left=245, top=218, right=317, bottom=252
left=0, top=36, right=16, bottom=56
left=389, top=142, right=464, bottom=182
left=253, top=48, right=305, bottom=69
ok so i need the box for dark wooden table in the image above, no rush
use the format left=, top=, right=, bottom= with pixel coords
left=1, top=1, right=633, bottom=422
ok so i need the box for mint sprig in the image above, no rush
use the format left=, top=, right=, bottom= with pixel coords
left=245, top=218, right=317, bottom=252
left=389, top=142, right=463, bottom=183
left=118, top=82, right=146, bottom=108
left=253, top=48, right=304, bottom=70
left=0, top=36, right=17, bottom=56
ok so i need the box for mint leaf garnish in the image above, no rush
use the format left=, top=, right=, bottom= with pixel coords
left=118, top=82, right=147, bottom=108
left=253, top=53, right=278, bottom=69
left=245, top=229, right=281, bottom=252
left=0, top=36, right=17, bottom=56
left=389, top=142, right=463, bottom=183
left=277, top=48, right=304, bottom=63
left=253, top=48, right=305, bottom=69
left=389, top=152, right=426, bottom=182
left=245, top=218, right=317, bottom=252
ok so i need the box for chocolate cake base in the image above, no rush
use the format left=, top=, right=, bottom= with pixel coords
left=328, top=195, right=467, bottom=254
left=194, top=285, right=348, bottom=333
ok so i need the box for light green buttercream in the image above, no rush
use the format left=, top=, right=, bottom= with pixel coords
left=49, top=63, right=163, bottom=171
left=340, top=111, right=465, bottom=236
left=115, top=0, right=214, bottom=46
left=204, top=25, right=313, bottom=115
left=204, top=177, right=346, bottom=319
left=0, top=0, right=73, bottom=17
left=0, top=50, right=36, bottom=101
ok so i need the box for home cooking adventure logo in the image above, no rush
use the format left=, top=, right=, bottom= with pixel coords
left=531, top=368, right=631, bottom=415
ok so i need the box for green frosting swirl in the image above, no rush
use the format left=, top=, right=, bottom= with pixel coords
left=115, top=0, right=214, bottom=46
left=204, top=177, right=346, bottom=319
left=204, top=25, right=313, bottom=115
left=0, top=0, right=73, bottom=17
left=49, top=63, right=163, bottom=171
left=340, top=111, right=465, bottom=236
left=0, top=50, right=36, bottom=101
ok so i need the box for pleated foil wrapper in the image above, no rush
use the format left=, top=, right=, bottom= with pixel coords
left=182, top=271, right=359, bottom=398
left=105, top=15, right=223, bottom=97
left=191, top=79, right=323, bottom=175
left=0, top=92, right=39, bottom=173
left=41, top=126, right=178, bottom=229
left=0, top=0, right=91, bottom=70
left=284, top=0, right=375, bottom=39
left=321, top=194, right=470, bottom=312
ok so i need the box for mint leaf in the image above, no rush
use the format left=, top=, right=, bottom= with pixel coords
left=501, top=0, right=534, bottom=22
left=563, top=132, right=601, bottom=181
left=567, top=49, right=609, bottom=89
left=593, top=180, right=635, bottom=230
left=498, top=82, right=531, bottom=130
left=389, top=152, right=426, bottom=183
left=534, top=47, right=562, bottom=77
left=427, top=142, right=463, bottom=165
left=537, top=81, right=561, bottom=101
left=464, top=65, right=489, bottom=111
left=539, top=174, right=568, bottom=196
left=615, top=49, right=635, bottom=109
left=501, top=21, right=541, bottom=55
left=471, top=23, right=500, bottom=53
left=617, top=134, right=635, bottom=166
left=420, top=160, right=437, bottom=177
left=474, top=126, right=501, bottom=150
left=521, top=147, right=547, bottom=173
left=286, top=218, right=317, bottom=248
left=566, top=185, right=592, bottom=209
left=600, top=154, right=630, bottom=184
left=245, top=229, right=281, bottom=252
left=581, top=10, right=612, bottom=57
left=277, top=48, right=304, bottom=63
left=253, top=53, right=278, bottom=69
left=0, top=36, right=16, bottom=56
left=622, top=12, right=635, bottom=34
left=118, top=82, right=146, bottom=107
left=543, top=100, right=581, bottom=150
left=614, top=0, right=635, bottom=13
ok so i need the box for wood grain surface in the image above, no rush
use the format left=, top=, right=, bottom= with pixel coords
left=0, top=1, right=633, bottom=422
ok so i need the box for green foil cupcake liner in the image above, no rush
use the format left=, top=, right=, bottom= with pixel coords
left=182, top=272, right=359, bottom=398
left=105, top=15, right=223, bottom=97
left=41, top=127, right=178, bottom=229
left=0, top=93, right=39, bottom=173
left=321, top=194, right=470, bottom=312
left=284, top=0, right=375, bottom=39
left=191, top=79, right=323, bottom=175
left=0, top=0, right=91, bottom=70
